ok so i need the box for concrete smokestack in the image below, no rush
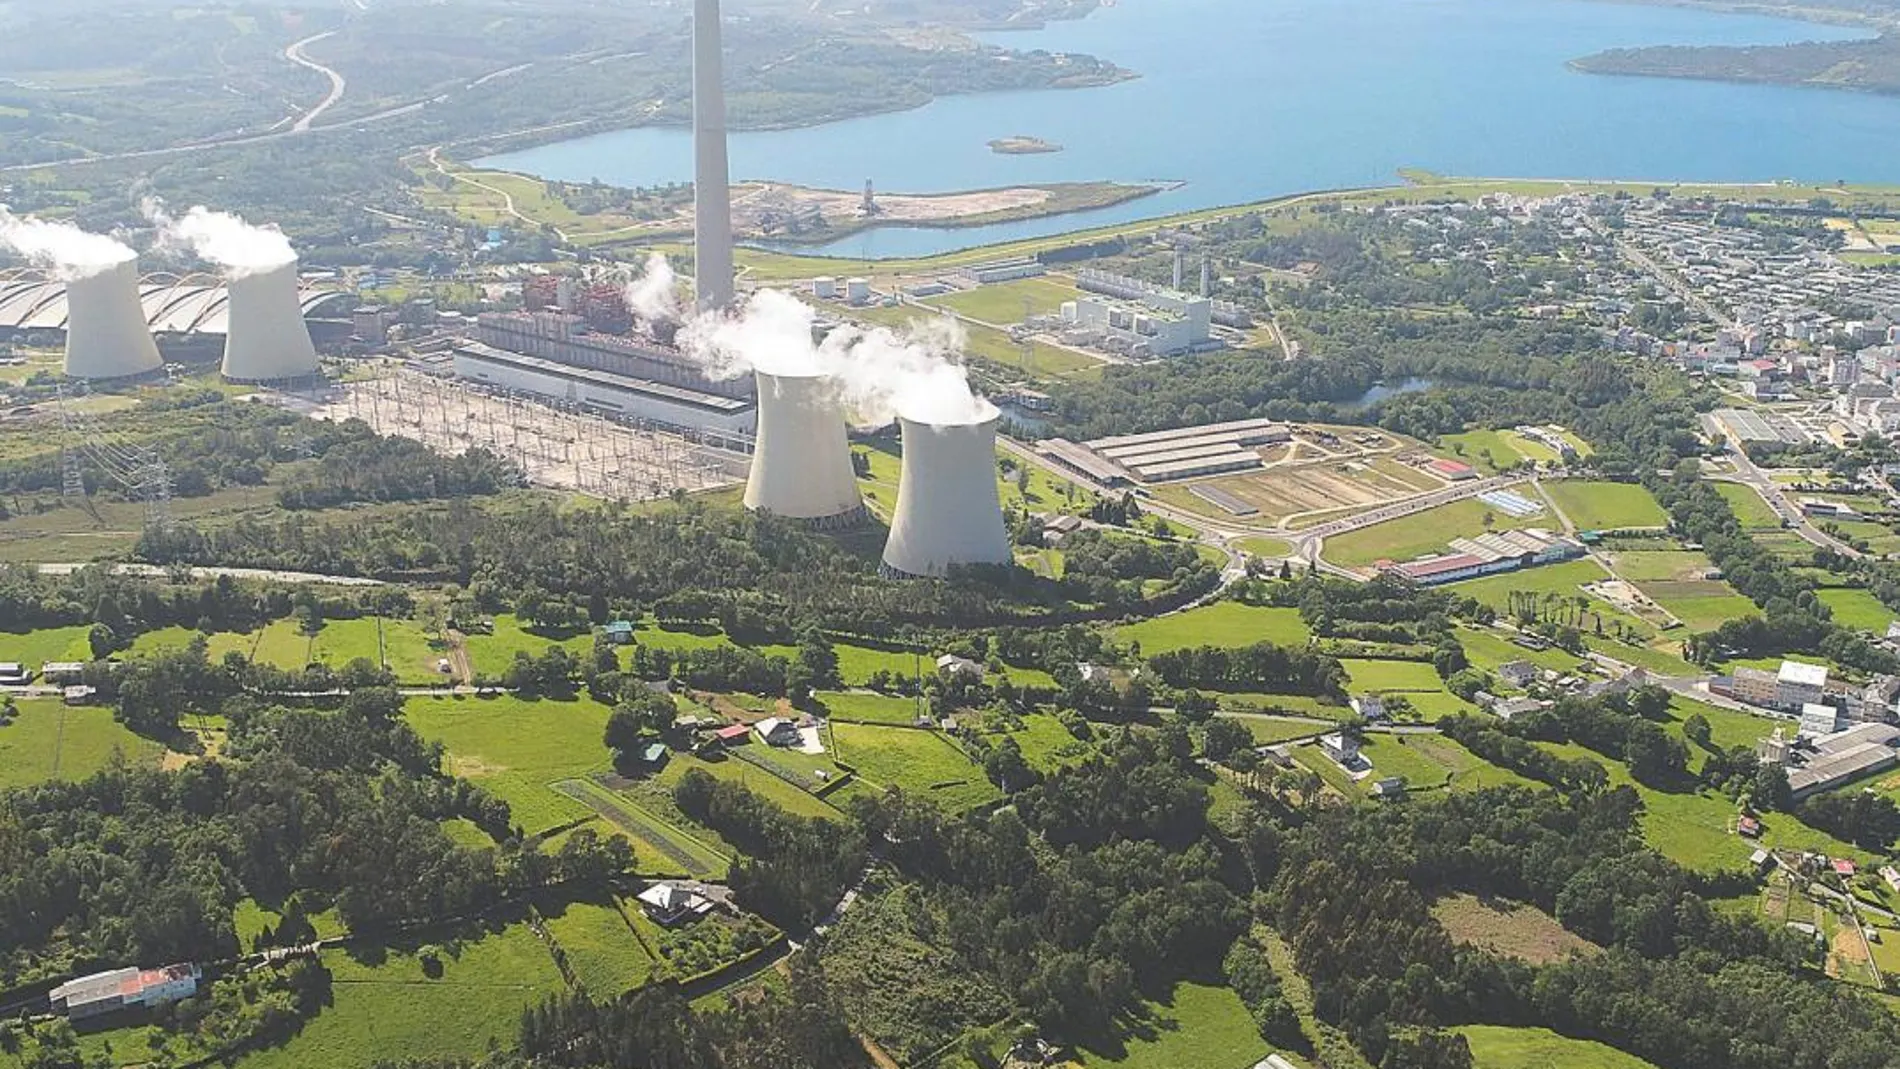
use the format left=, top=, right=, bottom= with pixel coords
left=63, top=260, right=163, bottom=380
left=1172, top=250, right=1183, bottom=291
left=1201, top=255, right=1211, bottom=297
left=221, top=261, right=318, bottom=382
left=744, top=369, right=865, bottom=527
left=880, top=409, right=1011, bottom=579
left=693, top=0, right=735, bottom=313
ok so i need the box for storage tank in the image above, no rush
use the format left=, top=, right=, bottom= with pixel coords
left=812, top=276, right=837, bottom=300
left=880, top=407, right=1012, bottom=579
left=845, top=277, right=871, bottom=305
left=63, top=259, right=163, bottom=380
left=743, top=369, right=865, bottom=527
left=220, top=262, right=318, bottom=382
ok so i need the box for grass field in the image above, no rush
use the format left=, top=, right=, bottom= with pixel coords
left=1237, top=536, right=1295, bottom=558
left=1459, top=1026, right=1659, bottom=1069
left=830, top=723, right=999, bottom=811
left=233, top=922, right=567, bottom=1069
left=1323, top=497, right=1545, bottom=567
left=463, top=614, right=597, bottom=679
left=131, top=617, right=449, bottom=682
left=1358, top=735, right=1534, bottom=793
left=634, top=749, right=844, bottom=823
left=406, top=694, right=613, bottom=836
left=1716, top=482, right=1782, bottom=529
left=1542, top=480, right=1668, bottom=531
left=537, top=895, right=660, bottom=997
left=1072, top=981, right=1271, bottom=1069
left=1455, top=626, right=1584, bottom=674
left=1112, top=601, right=1311, bottom=655
left=996, top=712, right=1091, bottom=772
left=816, top=690, right=924, bottom=725
left=1819, top=587, right=1897, bottom=634
left=1341, top=658, right=1445, bottom=693
left=1602, top=549, right=1757, bottom=632
left=1226, top=714, right=1331, bottom=745
left=1439, top=430, right=1530, bottom=473
left=0, top=625, right=93, bottom=666
left=554, top=777, right=733, bottom=878
left=0, top=699, right=165, bottom=789
left=923, top=277, right=1080, bottom=323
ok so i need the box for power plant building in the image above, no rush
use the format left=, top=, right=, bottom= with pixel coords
left=451, top=342, right=756, bottom=437
left=881, top=410, right=1012, bottom=579
left=219, top=262, right=320, bottom=382
left=1061, top=290, right=1213, bottom=358
left=61, top=260, right=163, bottom=380
left=472, top=312, right=751, bottom=400
left=743, top=369, right=865, bottom=527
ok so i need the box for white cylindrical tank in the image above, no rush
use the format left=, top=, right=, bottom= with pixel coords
left=63, top=260, right=163, bottom=380
left=812, top=276, right=837, bottom=300
left=744, top=370, right=864, bottom=527
left=845, top=277, right=870, bottom=305
left=221, top=262, right=318, bottom=382
left=881, top=410, right=1011, bottom=579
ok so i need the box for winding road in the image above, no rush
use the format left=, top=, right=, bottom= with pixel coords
left=285, top=32, right=347, bottom=132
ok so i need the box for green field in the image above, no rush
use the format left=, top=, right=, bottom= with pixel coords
left=1323, top=497, right=1545, bottom=567
left=1439, top=430, right=1531, bottom=474
left=0, top=699, right=165, bottom=789
left=0, top=625, right=93, bottom=666
left=1237, top=536, right=1295, bottom=558
left=1455, top=626, right=1584, bottom=674
left=232, top=923, right=567, bottom=1069
left=1112, top=601, right=1311, bottom=655
left=1341, top=658, right=1445, bottom=693
left=923, top=276, right=1080, bottom=323
left=553, top=777, right=734, bottom=879
left=1459, top=1026, right=1659, bottom=1069
left=1226, top=714, right=1331, bottom=745
left=995, top=712, right=1091, bottom=772
left=1819, top=587, right=1897, bottom=634
left=1542, top=480, right=1668, bottom=531
left=816, top=690, right=925, bottom=725
left=1072, top=981, right=1271, bottom=1069
left=1715, top=482, right=1781, bottom=529
left=464, top=614, right=598, bottom=678
left=537, top=896, right=661, bottom=997
left=632, top=749, right=844, bottom=823
left=1359, top=734, right=1535, bottom=793
left=131, top=617, right=448, bottom=682
left=407, top=694, right=613, bottom=836
left=830, top=723, right=999, bottom=811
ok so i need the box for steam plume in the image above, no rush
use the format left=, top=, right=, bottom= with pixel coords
left=144, top=201, right=297, bottom=277
left=683, top=286, right=995, bottom=426
left=0, top=208, right=135, bottom=280
left=624, top=253, right=682, bottom=324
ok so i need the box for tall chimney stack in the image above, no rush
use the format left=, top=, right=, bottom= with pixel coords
left=1201, top=255, right=1211, bottom=297
left=693, top=0, right=735, bottom=313
left=1172, top=249, right=1184, bottom=291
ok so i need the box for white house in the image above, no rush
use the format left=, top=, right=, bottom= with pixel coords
left=636, top=882, right=715, bottom=926
left=1320, top=732, right=1361, bottom=765
left=753, top=717, right=801, bottom=747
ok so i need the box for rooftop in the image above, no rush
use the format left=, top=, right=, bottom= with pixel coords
left=1779, top=660, right=1829, bottom=688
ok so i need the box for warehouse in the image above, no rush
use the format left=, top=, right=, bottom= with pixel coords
left=452, top=343, right=757, bottom=437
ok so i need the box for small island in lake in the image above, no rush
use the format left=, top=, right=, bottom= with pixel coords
left=989, top=135, right=1064, bottom=155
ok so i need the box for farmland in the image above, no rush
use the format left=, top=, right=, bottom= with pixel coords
left=1606, top=549, right=1758, bottom=632
left=1459, top=1026, right=1659, bottom=1069
left=1541, top=480, right=1668, bottom=531
left=1322, top=497, right=1545, bottom=567
left=1112, top=600, right=1310, bottom=654
left=130, top=616, right=449, bottom=683
left=1818, top=587, right=1897, bottom=634
left=1716, top=481, right=1782, bottom=528
left=406, top=694, right=614, bottom=837
left=1071, top=981, right=1270, bottom=1069
left=0, top=699, right=166, bottom=789
left=536, top=895, right=662, bottom=996
left=1432, top=894, right=1598, bottom=965
left=830, top=722, right=999, bottom=811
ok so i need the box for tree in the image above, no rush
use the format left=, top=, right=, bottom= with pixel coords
left=1202, top=718, right=1253, bottom=765
left=1682, top=712, right=1712, bottom=748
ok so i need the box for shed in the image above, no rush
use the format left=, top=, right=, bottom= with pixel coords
left=602, top=620, right=636, bottom=645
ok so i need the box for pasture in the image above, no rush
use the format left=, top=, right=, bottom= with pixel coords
left=537, top=896, right=660, bottom=997
left=0, top=699, right=165, bottom=789
left=1072, top=981, right=1270, bottom=1069
left=0, top=624, right=92, bottom=666
left=1715, top=482, right=1781, bottom=528
left=406, top=694, right=614, bottom=836
left=1458, top=1026, right=1659, bottom=1069
left=1341, top=658, right=1445, bottom=693
left=1112, top=600, right=1311, bottom=654
left=1818, top=587, right=1896, bottom=634
left=463, top=614, right=597, bottom=678
left=830, top=723, right=999, bottom=811
left=1541, top=480, right=1667, bottom=530
left=1357, top=735, right=1533, bottom=793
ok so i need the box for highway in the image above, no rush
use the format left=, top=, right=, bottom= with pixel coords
left=285, top=32, right=346, bottom=132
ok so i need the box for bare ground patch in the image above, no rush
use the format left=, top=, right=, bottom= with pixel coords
left=1432, top=894, right=1599, bottom=965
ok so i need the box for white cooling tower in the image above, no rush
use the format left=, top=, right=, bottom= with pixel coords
left=220, top=262, right=318, bottom=382
left=744, top=370, right=865, bottom=527
left=63, top=260, right=163, bottom=380
left=880, top=412, right=1012, bottom=579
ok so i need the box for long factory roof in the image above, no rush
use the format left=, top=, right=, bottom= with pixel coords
left=0, top=276, right=350, bottom=335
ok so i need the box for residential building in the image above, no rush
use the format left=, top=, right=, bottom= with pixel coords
left=1728, top=666, right=1779, bottom=708
left=1778, top=660, right=1830, bottom=709
left=1737, top=815, right=1762, bottom=838
left=1493, top=697, right=1545, bottom=721
left=635, top=882, right=715, bottom=926
left=935, top=654, right=984, bottom=681
left=51, top=964, right=201, bottom=1021
left=753, top=718, right=801, bottom=748
left=1320, top=732, right=1361, bottom=765
left=637, top=742, right=669, bottom=768
left=1496, top=661, right=1538, bottom=688
left=602, top=621, right=636, bottom=645
left=1350, top=695, right=1387, bottom=721
left=0, top=662, right=28, bottom=685
left=1369, top=777, right=1406, bottom=799
left=711, top=724, right=751, bottom=748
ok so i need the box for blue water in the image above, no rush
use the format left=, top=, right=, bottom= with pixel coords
left=478, top=0, right=1890, bottom=259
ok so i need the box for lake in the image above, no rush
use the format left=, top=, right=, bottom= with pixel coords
left=478, top=0, right=1893, bottom=259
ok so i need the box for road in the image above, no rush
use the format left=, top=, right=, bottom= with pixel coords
left=1583, top=215, right=1734, bottom=329
left=34, top=562, right=383, bottom=586
left=1702, top=416, right=1862, bottom=558
left=285, top=32, right=346, bottom=132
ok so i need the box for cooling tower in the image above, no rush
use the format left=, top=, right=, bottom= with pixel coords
left=880, top=411, right=1012, bottom=579
left=220, top=262, right=318, bottom=382
left=744, top=370, right=866, bottom=527
left=63, top=260, right=163, bottom=380
left=693, top=0, right=735, bottom=313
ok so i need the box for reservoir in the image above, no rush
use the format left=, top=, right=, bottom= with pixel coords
left=478, top=0, right=1888, bottom=259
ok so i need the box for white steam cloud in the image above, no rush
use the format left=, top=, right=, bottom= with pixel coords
left=624, top=253, right=682, bottom=324
left=144, top=201, right=297, bottom=277
left=0, top=208, right=135, bottom=280
left=683, top=283, right=996, bottom=427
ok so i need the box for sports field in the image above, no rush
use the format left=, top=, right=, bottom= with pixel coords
left=1541, top=480, right=1667, bottom=530
left=1459, top=1026, right=1659, bottom=1069
left=830, top=723, right=999, bottom=811
left=1322, top=497, right=1544, bottom=567
left=0, top=699, right=165, bottom=789
left=1112, top=600, right=1311, bottom=654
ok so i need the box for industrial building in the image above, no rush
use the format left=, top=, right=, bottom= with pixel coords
left=1038, top=418, right=1291, bottom=486
left=1060, top=291, right=1212, bottom=358
left=954, top=257, right=1046, bottom=285
left=472, top=312, right=750, bottom=400
left=51, top=963, right=201, bottom=1020
left=61, top=260, right=163, bottom=380
left=743, top=369, right=865, bottom=527
left=881, top=409, right=1013, bottom=579
left=1074, top=267, right=1252, bottom=328
left=1784, top=722, right=1900, bottom=799
left=451, top=343, right=756, bottom=437
left=1716, top=659, right=1832, bottom=712
left=220, top=262, right=319, bottom=382
left=1379, top=528, right=1586, bottom=585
